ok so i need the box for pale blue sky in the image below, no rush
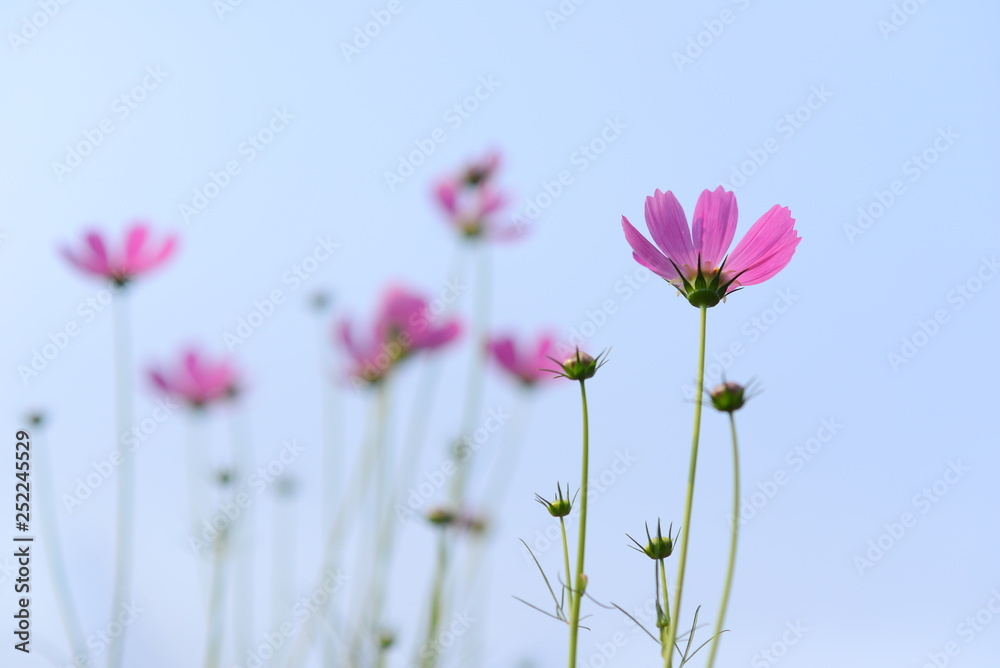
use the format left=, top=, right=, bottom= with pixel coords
left=2, top=1, right=999, bottom=666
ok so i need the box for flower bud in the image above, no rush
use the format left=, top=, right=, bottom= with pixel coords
left=535, top=483, right=574, bottom=518
left=426, top=506, right=457, bottom=527
left=545, top=348, right=609, bottom=381
left=628, top=520, right=677, bottom=561
left=708, top=380, right=759, bottom=413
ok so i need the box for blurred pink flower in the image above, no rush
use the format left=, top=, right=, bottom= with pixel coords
left=434, top=151, right=520, bottom=241
left=622, top=187, right=800, bottom=308
left=149, top=349, right=240, bottom=408
left=61, top=222, right=177, bottom=286
left=487, top=333, right=557, bottom=386
left=338, top=285, right=462, bottom=384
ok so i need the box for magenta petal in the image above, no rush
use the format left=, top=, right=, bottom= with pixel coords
left=644, top=190, right=696, bottom=269
left=420, top=320, right=461, bottom=349
left=84, top=232, right=110, bottom=273
left=691, top=187, right=738, bottom=268
left=725, top=205, right=800, bottom=286
left=488, top=337, right=518, bottom=374
left=622, top=216, right=678, bottom=280
left=124, top=224, right=149, bottom=270
left=435, top=181, right=458, bottom=215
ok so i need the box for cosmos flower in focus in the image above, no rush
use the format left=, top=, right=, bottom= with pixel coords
left=149, top=349, right=240, bottom=409
left=487, top=332, right=557, bottom=387
left=434, top=151, right=520, bottom=241
left=622, top=187, right=800, bottom=307
left=338, top=284, right=462, bottom=385
left=61, top=222, right=177, bottom=286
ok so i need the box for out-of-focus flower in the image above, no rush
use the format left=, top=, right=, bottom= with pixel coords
left=622, top=187, right=800, bottom=307
left=434, top=151, right=519, bottom=241
left=338, top=285, right=462, bottom=385
left=707, top=380, right=759, bottom=413
left=487, top=333, right=557, bottom=386
left=149, top=349, right=240, bottom=408
left=61, top=222, right=177, bottom=286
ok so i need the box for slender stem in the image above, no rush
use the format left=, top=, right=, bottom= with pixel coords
left=567, top=379, right=591, bottom=668
left=559, top=518, right=572, bottom=614
left=418, top=531, right=449, bottom=668
left=203, top=535, right=228, bottom=668
left=34, top=426, right=91, bottom=667
left=705, top=413, right=741, bottom=668
left=107, top=289, right=133, bottom=668
left=658, top=559, right=670, bottom=632
left=230, top=409, right=254, bottom=662
left=664, top=305, right=708, bottom=668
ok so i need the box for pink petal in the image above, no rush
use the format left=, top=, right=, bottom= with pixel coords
left=418, top=320, right=461, bottom=349
left=124, top=224, right=149, bottom=270
left=434, top=181, right=458, bottom=215
left=622, top=216, right=679, bottom=280
left=61, top=246, right=107, bottom=276
left=85, top=232, right=109, bottom=271
left=691, top=187, right=738, bottom=268
left=644, top=190, right=697, bottom=269
left=488, top=337, right=518, bottom=374
left=149, top=369, right=171, bottom=392
left=725, top=205, right=800, bottom=286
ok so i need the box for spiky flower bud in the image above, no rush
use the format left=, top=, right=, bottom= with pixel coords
left=545, top=348, right=609, bottom=381
left=535, top=483, right=574, bottom=518
left=708, top=380, right=759, bottom=413
left=628, top=521, right=677, bottom=561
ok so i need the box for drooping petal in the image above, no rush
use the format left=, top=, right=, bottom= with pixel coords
left=724, top=205, right=800, bottom=287
left=61, top=246, right=107, bottom=276
left=644, top=190, right=697, bottom=269
left=488, top=337, right=518, bottom=375
left=691, top=187, right=738, bottom=268
left=418, top=320, right=461, bottom=349
left=622, top=216, right=679, bottom=280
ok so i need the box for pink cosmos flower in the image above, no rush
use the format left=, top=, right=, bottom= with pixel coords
left=149, top=349, right=240, bottom=408
left=487, top=333, right=557, bottom=386
left=61, top=222, right=177, bottom=286
left=434, top=152, right=520, bottom=241
left=622, top=187, right=800, bottom=307
left=338, top=285, right=462, bottom=384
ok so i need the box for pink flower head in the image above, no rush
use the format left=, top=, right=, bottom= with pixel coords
left=487, top=333, right=557, bottom=387
left=338, top=285, right=462, bottom=385
left=622, top=187, right=800, bottom=307
left=149, top=349, right=240, bottom=409
left=61, top=222, right=177, bottom=286
left=434, top=151, right=520, bottom=242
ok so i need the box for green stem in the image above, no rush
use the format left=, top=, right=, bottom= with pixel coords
left=230, top=409, right=254, bottom=662
left=203, top=535, right=228, bottom=668
left=34, top=426, right=91, bottom=667
left=567, top=379, right=591, bottom=668
left=664, top=305, right=708, bottom=668
left=559, top=518, right=572, bottom=613
left=705, top=413, right=740, bottom=668
left=418, top=531, right=449, bottom=668
left=108, top=290, right=133, bottom=668
left=659, top=559, right=670, bottom=633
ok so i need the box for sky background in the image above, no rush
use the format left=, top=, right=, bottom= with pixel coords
left=2, top=0, right=999, bottom=666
